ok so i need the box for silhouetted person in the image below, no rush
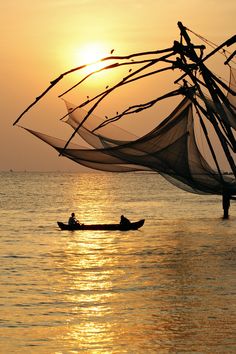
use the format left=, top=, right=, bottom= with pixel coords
left=120, top=215, right=131, bottom=226
left=68, top=212, right=79, bottom=226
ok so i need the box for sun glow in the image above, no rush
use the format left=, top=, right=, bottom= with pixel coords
left=74, top=42, right=109, bottom=74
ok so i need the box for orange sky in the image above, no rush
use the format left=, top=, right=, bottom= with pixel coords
left=1, top=0, right=236, bottom=171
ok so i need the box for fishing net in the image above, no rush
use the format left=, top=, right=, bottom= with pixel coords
left=23, top=95, right=236, bottom=195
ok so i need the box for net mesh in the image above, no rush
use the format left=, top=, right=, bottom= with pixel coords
left=22, top=96, right=236, bottom=195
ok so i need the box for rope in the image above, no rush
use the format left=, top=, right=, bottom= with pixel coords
left=186, top=27, right=236, bottom=65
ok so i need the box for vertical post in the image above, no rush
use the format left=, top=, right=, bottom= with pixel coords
left=222, top=191, right=231, bottom=219
left=177, top=22, right=236, bottom=178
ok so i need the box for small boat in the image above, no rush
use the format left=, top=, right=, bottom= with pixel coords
left=57, top=219, right=145, bottom=231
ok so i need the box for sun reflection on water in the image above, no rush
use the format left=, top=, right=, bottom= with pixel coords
left=65, top=173, right=131, bottom=225
left=56, top=231, right=122, bottom=351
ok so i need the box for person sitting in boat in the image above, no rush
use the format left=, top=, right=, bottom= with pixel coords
left=68, top=212, right=79, bottom=226
left=120, top=215, right=131, bottom=226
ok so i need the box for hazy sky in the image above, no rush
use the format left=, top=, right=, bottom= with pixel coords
left=1, top=0, right=236, bottom=171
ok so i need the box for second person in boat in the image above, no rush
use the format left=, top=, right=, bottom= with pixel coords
left=120, top=215, right=131, bottom=226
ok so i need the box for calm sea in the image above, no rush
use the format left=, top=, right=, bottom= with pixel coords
left=0, top=171, right=235, bottom=353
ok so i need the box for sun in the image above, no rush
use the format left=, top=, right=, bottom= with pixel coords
left=74, top=42, right=109, bottom=74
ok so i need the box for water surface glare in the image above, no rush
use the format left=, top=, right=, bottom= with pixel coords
left=0, top=172, right=235, bottom=353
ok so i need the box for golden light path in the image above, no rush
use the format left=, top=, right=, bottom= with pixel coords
left=54, top=176, right=124, bottom=352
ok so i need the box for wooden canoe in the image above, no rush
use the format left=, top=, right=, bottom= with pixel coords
left=57, top=219, right=145, bottom=231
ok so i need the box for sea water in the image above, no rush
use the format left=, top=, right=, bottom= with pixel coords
left=0, top=171, right=235, bottom=353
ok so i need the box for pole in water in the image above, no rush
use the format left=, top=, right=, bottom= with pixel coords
left=222, top=192, right=230, bottom=219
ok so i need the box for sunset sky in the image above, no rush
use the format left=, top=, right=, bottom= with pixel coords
left=1, top=0, right=236, bottom=171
